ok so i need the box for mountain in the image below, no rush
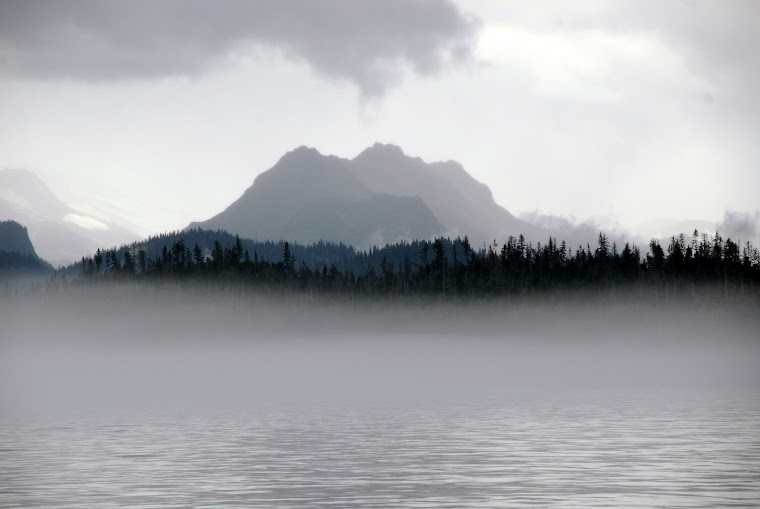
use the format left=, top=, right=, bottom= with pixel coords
left=188, top=146, right=445, bottom=247
left=0, top=219, right=37, bottom=255
left=0, top=219, right=54, bottom=275
left=351, top=143, right=538, bottom=244
left=0, top=169, right=137, bottom=266
left=189, top=144, right=544, bottom=247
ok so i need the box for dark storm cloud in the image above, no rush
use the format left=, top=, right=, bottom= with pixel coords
left=0, top=0, right=476, bottom=96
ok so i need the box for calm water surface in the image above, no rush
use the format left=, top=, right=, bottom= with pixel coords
left=1, top=397, right=758, bottom=508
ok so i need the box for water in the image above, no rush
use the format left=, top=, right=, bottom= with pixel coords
left=2, top=397, right=759, bottom=508
left=2, top=298, right=759, bottom=507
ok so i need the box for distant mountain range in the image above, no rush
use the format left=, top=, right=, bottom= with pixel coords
left=8, top=146, right=748, bottom=266
left=189, top=143, right=546, bottom=248
left=0, top=169, right=137, bottom=266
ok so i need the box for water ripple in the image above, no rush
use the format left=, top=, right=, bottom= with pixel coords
left=1, top=399, right=759, bottom=508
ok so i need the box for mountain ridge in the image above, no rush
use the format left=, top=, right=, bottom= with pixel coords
left=350, top=143, right=531, bottom=243
left=188, top=145, right=449, bottom=247
left=0, top=219, right=38, bottom=256
left=0, top=219, right=54, bottom=275
left=189, top=143, right=541, bottom=247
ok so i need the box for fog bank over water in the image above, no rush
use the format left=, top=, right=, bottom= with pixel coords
left=1, top=287, right=758, bottom=415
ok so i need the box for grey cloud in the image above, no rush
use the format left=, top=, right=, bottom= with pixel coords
left=519, top=211, right=630, bottom=251
left=0, top=0, right=477, bottom=96
left=499, top=1, right=759, bottom=118
left=568, top=1, right=760, bottom=114
left=717, top=210, right=760, bottom=245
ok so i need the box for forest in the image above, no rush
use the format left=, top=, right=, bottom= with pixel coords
left=65, top=228, right=760, bottom=301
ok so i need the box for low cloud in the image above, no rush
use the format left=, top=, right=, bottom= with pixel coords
left=519, top=211, right=630, bottom=251
left=717, top=210, right=760, bottom=245
left=0, top=0, right=477, bottom=97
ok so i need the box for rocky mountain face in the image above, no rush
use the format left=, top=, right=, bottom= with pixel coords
left=189, top=144, right=543, bottom=248
left=0, top=219, right=54, bottom=274
left=0, top=219, right=37, bottom=256
left=351, top=144, right=537, bottom=244
left=188, top=146, right=446, bottom=247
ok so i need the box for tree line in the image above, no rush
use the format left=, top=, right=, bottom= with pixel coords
left=71, top=229, right=760, bottom=301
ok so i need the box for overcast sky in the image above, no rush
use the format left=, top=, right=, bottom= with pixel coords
left=0, top=0, right=758, bottom=237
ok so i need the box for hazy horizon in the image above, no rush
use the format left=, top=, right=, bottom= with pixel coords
left=2, top=151, right=759, bottom=268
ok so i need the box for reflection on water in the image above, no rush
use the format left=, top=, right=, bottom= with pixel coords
left=2, top=398, right=759, bottom=508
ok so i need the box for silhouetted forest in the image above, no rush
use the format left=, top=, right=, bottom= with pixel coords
left=66, top=228, right=760, bottom=301
left=0, top=219, right=53, bottom=275
left=0, top=251, right=54, bottom=273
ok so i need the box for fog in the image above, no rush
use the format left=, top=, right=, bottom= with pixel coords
left=1, top=287, right=758, bottom=417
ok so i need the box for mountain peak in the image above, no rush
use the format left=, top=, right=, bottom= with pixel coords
left=0, top=219, right=37, bottom=256
left=0, top=168, right=66, bottom=209
left=190, top=142, right=534, bottom=247
left=0, top=168, right=44, bottom=182
left=266, top=146, right=334, bottom=175
left=356, top=143, right=406, bottom=160
left=281, top=145, right=323, bottom=160
left=0, top=168, right=70, bottom=221
left=371, top=142, right=404, bottom=153
left=292, top=145, right=321, bottom=154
